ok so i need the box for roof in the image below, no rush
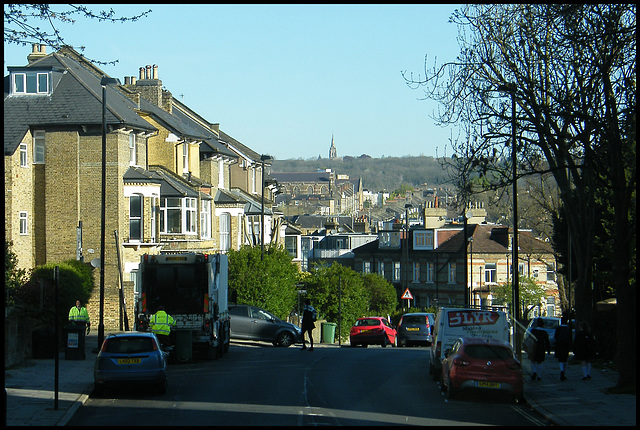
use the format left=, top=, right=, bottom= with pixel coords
left=4, top=50, right=157, bottom=155
left=123, top=166, right=199, bottom=198
left=270, top=171, right=331, bottom=183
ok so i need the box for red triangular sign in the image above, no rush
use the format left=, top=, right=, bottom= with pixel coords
left=401, top=288, right=413, bottom=300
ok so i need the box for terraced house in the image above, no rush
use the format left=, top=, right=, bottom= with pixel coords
left=4, top=45, right=282, bottom=329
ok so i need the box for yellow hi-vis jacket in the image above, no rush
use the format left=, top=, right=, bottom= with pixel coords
left=69, top=306, right=90, bottom=324
left=150, top=310, right=175, bottom=336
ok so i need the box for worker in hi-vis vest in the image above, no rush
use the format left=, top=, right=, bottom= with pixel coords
left=150, top=305, right=175, bottom=347
left=68, top=299, right=91, bottom=334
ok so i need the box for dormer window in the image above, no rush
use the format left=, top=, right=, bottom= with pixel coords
left=12, top=71, right=50, bottom=95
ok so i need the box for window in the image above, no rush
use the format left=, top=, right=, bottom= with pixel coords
left=448, top=262, right=456, bottom=284
left=150, top=197, right=157, bottom=243
left=414, top=230, right=434, bottom=250
left=20, top=143, right=28, bottom=167
left=13, top=72, right=49, bottom=95
left=200, top=200, right=211, bottom=239
left=129, top=133, right=137, bottom=166
left=378, top=261, right=385, bottom=277
left=485, top=263, right=497, bottom=283
left=182, top=142, right=189, bottom=173
left=393, top=262, right=401, bottom=281
left=363, top=261, right=371, bottom=274
left=19, top=212, right=28, bottom=235
left=285, top=236, right=297, bottom=258
left=219, top=213, right=230, bottom=252
left=160, top=198, right=181, bottom=234
left=426, top=262, right=434, bottom=283
left=185, top=198, right=196, bottom=234
left=33, top=130, right=45, bottom=163
left=546, top=264, right=555, bottom=281
left=129, top=194, right=143, bottom=240
left=412, top=262, right=420, bottom=283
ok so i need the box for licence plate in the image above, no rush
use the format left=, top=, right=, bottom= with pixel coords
left=117, top=358, right=141, bottom=365
left=406, top=327, right=419, bottom=331
left=360, top=329, right=370, bottom=333
left=477, top=381, right=501, bottom=389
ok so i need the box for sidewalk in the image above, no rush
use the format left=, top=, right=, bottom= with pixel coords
left=4, top=339, right=636, bottom=426
left=521, top=352, right=636, bottom=426
left=4, top=334, right=99, bottom=426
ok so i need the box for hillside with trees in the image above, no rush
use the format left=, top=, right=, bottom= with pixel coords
left=271, top=155, right=453, bottom=192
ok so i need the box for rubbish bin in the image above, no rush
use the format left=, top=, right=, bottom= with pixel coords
left=174, top=330, right=193, bottom=363
left=321, top=322, right=337, bottom=344
left=64, top=325, right=86, bottom=360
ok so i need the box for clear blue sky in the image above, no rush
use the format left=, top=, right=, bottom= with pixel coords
left=4, top=4, right=462, bottom=161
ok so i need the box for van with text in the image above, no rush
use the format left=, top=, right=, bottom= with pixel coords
left=429, top=307, right=510, bottom=380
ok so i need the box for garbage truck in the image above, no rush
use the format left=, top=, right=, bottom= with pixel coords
left=135, top=252, right=230, bottom=362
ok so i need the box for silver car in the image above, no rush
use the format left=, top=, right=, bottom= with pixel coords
left=397, top=312, right=435, bottom=347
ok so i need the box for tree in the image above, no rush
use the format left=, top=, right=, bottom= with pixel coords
left=491, top=276, right=547, bottom=321
left=304, top=263, right=369, bottom=341
left=404, top=4, right=635, bottom=390
left=227, top=245, right=299, bottom=320
left=4, top=4, right=151, bottom=65
left=362, top=273, right=398, bottom=316
left=5, top=240, right=29, bottom=310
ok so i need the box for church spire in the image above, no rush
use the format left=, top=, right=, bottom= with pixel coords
left=329, top=134, right=337, bottom=159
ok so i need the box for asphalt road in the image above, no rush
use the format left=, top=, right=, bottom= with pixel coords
left=68, top=341, right=544, bottom=426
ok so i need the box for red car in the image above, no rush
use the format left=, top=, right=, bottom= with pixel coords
left=349, top=317, right=397, bottom=347
left=440, top=337, right=524, bottom=402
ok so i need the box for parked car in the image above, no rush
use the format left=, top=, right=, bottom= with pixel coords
left=397, top=312, right=435, bottom=347
left=523, top=316, right=561, bottom=351
left=349, top=317, right=397, bottom=347
left=229, top=304, right=302, bottom=347
left=440, top=337, right=524, bottom=402
left=430, top=308, right=510, bottom=381
left=94, top=332, right=168, bottom=396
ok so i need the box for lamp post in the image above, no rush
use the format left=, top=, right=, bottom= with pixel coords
left=498, top=82, right=520, bottom=360
left=98, top=76, right=120, bottom=349
left=260, top=154, right=273, bottom=261
left=404, top=203, right=413, bottom=308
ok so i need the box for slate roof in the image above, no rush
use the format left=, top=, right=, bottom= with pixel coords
left=270, top=171, right=332, bottom=183
left=218, top=129, right=262, bottom=163
left=4, top=51, right=156, bottom=156
left=123, top=166, right=206, bottom=199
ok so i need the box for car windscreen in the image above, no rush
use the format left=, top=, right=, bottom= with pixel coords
left=105, top=337, right=156, bottom=354
left=402, top=315, right=426, bottom=325
left=539, top=319, right=559, bottom=329
left=355, top=319, right=380, bottom=327
left=464, top=345, right=512, bottom=360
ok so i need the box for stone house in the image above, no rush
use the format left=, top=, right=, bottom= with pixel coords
left=4, top=45, right=280, bottom=333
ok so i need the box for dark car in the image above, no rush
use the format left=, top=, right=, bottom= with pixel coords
left=440, top=337, right=524, bottom=402
left=94, top=332, right=168, bottom=396
left=397, top=312, right=435, bottom=347
left=349, top=317, right=397, bottom=347
left=229, top=304, right=302, bottom=347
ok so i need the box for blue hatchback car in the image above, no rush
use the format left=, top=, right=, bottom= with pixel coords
left=94, top=332, right=168, bottom=396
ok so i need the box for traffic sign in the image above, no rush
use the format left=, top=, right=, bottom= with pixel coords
left=401, top=288, right=413, bottom=300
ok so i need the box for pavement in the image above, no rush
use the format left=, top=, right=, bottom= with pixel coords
left=4, top=338, right=636, bottom=426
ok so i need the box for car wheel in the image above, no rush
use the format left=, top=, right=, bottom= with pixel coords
left=277, top=331, right=294, bottom=347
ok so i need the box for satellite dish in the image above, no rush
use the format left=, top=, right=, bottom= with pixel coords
left=90, top=258, right=101, bottom=268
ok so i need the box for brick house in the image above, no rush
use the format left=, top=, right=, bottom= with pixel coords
left=5, top=45, right=281, bottom=332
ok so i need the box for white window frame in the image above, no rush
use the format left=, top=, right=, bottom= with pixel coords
left=19, top=211, right=28, bottom=235
left=200, top=200, right=211, bottom=239
left=412, top=262, right=420, bottom=283
left=393, top=262, right=401, bottom=282
left=220, top=212, right=231, bottom=252
left=33, top=130, right=45, bottom=164
left=363, top=261, right=371, bottom=274
left=185, top=198, right=197, bottom=234
left=129, top=133, right=137, bottom=166
left=13, top=72, right=49, bottom=95
left=426, top=262, right=434, bottom=283
left=129, top=194, right=143, bottom=241
left=485, top=263, right=497, bottom=284
left=182, top=142, right=189, bottom=174
left=448, top=262, right=456, bottom=284
left=378, top=261, right=385, bottom=277
left=20, top=143, right=28, bottom=167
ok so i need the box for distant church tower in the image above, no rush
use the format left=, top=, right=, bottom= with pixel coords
left=329, top=134, right=337, bottom=159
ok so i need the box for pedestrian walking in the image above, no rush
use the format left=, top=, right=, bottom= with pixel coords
left=301, top=299, right=317, bottom=351
left=554, top=316, right=572, bottom=381
left=68, top=299, right=91, bottom=334
left=528, top=323, right=550, bottom=381
left=150, top=306, right=175, bottom=348
left=573, top=320, right=596, bottom=380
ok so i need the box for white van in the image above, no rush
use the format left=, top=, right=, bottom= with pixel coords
left=429, top=307, right=510, bottom=380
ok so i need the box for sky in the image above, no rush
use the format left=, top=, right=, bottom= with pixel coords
left=4, top=4, right=463, bottom=161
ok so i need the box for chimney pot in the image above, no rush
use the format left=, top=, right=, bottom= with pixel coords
left=124, top=76, right=131, bottom=85
left=32, top=43, right=39, bottom=53
left=131, top=76, right=136, bottom=85
left=153, top=64, right=158, bottom=79
left=139, top=67, right=145, bottom=80
left=145, top=65, right=151, bottom=79
left=39, top=44, right=46, bottom=53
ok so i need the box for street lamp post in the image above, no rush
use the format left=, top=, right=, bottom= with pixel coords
left=404, top=203, right=412, bottom=308
left=498, top=82, right=520, bottom=360
left=98, top=76, right=120, bottom=350
left=260, top=154, right=272, bottom=261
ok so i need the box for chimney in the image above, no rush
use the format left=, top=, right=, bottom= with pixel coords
left=124, top=76, right=131, bottom=85
left=131, top=76, right=136, bottom=85
left=27, top=43, right=47, bottom=64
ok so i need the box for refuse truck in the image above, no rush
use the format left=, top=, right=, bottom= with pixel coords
left=135, top=252, right=230, bottom=362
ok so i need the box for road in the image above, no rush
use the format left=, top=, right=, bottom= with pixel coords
left=68, top=341, right=545, bottom=426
